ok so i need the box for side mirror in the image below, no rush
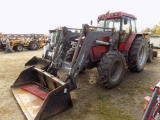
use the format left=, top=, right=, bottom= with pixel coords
left=124, top=18, right=128, bottom=25
left=90, top=20, right=93, bottom=25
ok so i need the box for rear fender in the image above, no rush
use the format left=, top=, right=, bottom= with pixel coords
left=124, top=33, right=137, bottom=51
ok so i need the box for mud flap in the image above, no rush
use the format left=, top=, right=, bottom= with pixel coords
left=11, top=67, right=73, bottom=120
left=25, top=56, right=51, bottom=69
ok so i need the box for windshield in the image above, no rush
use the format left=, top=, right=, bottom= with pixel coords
left=50, top=32, right=57, bottom=47
left=97, top=19, right=121, bottom=31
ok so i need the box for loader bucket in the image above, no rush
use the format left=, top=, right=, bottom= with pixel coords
left=11, top=67, right=73, bottom=120
left=25, top=56, right=51, bottom=69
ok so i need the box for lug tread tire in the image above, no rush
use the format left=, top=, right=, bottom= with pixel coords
left=16, top=45, right=23, bottom=52
left=65, top=47, right=75, bottom=62
left=29, top=42, right=38, bottom=50
left=97, top=51, right=125, bottom=89
left=128, top=36, right=148, bottom=72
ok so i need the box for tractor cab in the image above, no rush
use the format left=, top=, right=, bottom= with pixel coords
left=97, top=12, right=137, bottom=50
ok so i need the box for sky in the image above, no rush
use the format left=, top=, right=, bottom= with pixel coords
left=0, top=0, right=160, bottom=34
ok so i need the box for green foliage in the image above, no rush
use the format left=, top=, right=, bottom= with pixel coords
left=143, top=24, right=160, bottom=35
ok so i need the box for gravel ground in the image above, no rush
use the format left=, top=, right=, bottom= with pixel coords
left=0, top=49, right=160, bottom=120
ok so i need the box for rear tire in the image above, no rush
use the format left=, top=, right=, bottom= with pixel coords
left=29, top=42, right=38, bottom=50
left=128, top=36, right=148, bottom=72
left=16, top=45, right=23, bottom=52
left=97, top=51, right=125, bottom=89
left=65, top=47, right=75, bottom=62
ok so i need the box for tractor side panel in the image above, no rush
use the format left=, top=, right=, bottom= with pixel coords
left=119, top=42, right=126, bottom=51
left=91, top=36, right=110, bottom=58
left=98, top=36, right=110, bottom=42
left=92, top=46, right=108, bottom=58
left=124, top=33, right=137, bottom=51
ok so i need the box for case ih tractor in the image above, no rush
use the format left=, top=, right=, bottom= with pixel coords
left=11, top=11, right=151, bottom=120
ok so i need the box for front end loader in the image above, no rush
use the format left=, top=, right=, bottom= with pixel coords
left=11, top=24, right=115, bottom=120
left=12, top=11, right=151, bottom=119
left=11, top=67, right=72, bottom=120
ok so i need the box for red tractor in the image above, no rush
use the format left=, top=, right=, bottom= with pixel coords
left=11, top=11, right=152, bottom=120
left=64, top=11, right=150, bottom=88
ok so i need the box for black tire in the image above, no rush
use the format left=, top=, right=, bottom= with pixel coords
left=29, top=42, right=38, bottom=50
left=97, top=51, right=125, bottom=89
left=65, top=47, right=75, bottom=62
left=147, top=49, right=153, bottom=63
left=16, top=45, right=23, bottom=52
left=128, top=36, right=148, bottom=72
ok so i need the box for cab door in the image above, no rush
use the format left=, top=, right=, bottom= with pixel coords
left=120, top=17, right=131, bottom=42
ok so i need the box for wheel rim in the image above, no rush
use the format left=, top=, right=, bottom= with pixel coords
left=17, top=46, right=22, bottom=51
left=138, top=46, right=146, bottom=66
left=32, top=44, right=37, bottom=49
left=111, top=60, right=122, bottom=82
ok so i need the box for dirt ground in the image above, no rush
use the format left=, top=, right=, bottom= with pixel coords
left=0, top=49, right=160, bottom=120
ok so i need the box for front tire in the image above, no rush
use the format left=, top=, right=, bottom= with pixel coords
left=16, top=45, right=23, bottom=52
left=128, top=36, right=148, bottom=72
left=97, top=51, right=125, bottom=89
left=65, top=47, right=75, bottom=62
left=29, top=42, right=38, bottom=50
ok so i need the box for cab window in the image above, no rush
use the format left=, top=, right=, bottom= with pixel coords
left=121, top=17, right=130, bottom=42
left=131, top=19, right=136, bottom=33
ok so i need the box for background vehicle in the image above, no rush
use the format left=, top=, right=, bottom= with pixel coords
left=11, top=11, right=153, bottom=120
left=150, top=35, right=160, bottom=48
left=10, top=38, right=24, bottom=52
left=42, top=29, right=59, bottom=60
left=1, top=34, right=47, bottom=51
left=0, top=33, right=23, bottom=52
left=42, top=28, right=80, bottom=61
left=0, top=32, right=5, bottom=51
left=24, top=34, right=47, bottom=50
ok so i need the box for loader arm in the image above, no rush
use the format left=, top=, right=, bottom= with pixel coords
left=65, top=24, right=115, bottom=91
left=71, top=31, right=113, bottom=76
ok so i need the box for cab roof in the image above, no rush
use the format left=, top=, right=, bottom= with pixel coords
left=98, top=11, right=137, bottom=20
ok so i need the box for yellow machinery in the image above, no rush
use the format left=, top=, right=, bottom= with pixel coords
left=0, top=32, right=5, bottom=51
left=143, top=32, right=151, bottom=40
left=24, top=35, right=47, bottom=50
left=0, top=33, right=24, bottom=52
left=1, top=33, right=47, bottom=51
left=10, top=38, right=24, bottom=52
